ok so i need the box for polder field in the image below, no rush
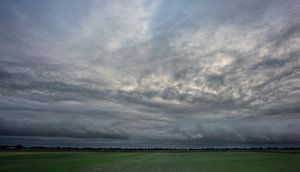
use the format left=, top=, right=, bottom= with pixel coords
left=1, top=151, right=300, bottom=172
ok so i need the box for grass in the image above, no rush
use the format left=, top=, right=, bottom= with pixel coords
left=0, top=151, right=300, bottom=172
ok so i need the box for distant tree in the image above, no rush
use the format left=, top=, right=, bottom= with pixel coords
left=15, top=144, right=24, bottom=150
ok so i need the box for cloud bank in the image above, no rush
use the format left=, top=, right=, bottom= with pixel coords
left=0, top=0, right=300, bottom=146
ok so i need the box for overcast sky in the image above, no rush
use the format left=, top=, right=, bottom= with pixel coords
left=0, top=0, right=300, bottom=147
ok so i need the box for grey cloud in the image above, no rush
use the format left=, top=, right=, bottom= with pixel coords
left=0, top=0, right=300, bottom=146
left=259, top=103, right=300, bottom=116
left=0, top=114, right=128, bottom=140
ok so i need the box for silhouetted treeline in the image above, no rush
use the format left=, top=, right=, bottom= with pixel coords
left=1, top=145, right=300, bottom=152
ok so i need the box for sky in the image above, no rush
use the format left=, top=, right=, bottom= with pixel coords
left=0, top=0, right=300, bottom=148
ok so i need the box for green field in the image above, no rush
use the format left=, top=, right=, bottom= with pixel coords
left=0, top=151, right=300, bottom=172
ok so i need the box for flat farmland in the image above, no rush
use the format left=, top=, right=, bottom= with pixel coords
left=0, top=151, right=300, bottom=172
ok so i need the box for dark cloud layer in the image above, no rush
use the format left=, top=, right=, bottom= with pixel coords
left=0, top=0, right=300, bottom=147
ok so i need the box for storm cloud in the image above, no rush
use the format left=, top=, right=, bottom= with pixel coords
left=0, top=0, right=300, bottom=147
